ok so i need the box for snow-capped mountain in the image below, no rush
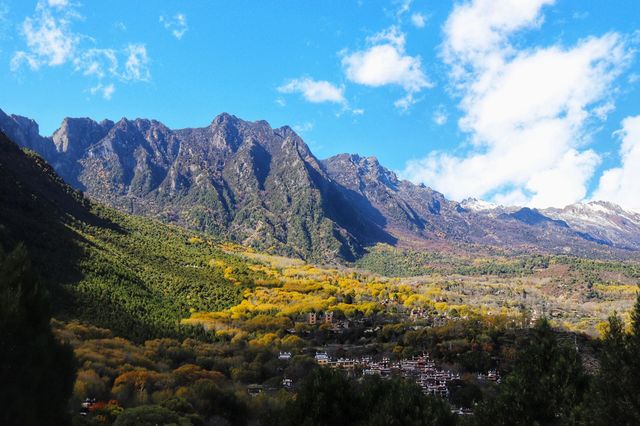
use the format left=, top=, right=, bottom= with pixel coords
left=543, top=201, right=640, bottom=250
left=462, top=197, right=640, bottom=251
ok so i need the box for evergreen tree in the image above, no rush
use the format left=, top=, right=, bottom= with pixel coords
left=278, top=368, right=455, bottom=426
left=357, top=376, right=456, bottom=426
left=587, top=292, right=640, bottom=425
left=0, top=244, right=76, bottom=425
left=475, top=319, right=588, bottom=426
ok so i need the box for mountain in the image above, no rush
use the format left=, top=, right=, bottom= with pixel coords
left=1, top=110, right=380, bottom=261
left=2, top=108, right=639, bottom=260
left=461, top=197, right=640, bottom=251
left=543, top=201, right=640, bottom=250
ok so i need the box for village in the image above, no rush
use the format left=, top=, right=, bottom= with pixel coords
left=300, top=307, right=454, bottom=334
left=243, top=307, right=501, bottom=411
left=298, top=310, right=500, bottom=397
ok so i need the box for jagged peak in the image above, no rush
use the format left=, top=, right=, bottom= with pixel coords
left=210, top=112, right=239, bottom=126
left=254, top=119, right=272, bottom=129
left=100, top=119, right=115, bottom=128
left=326, top=153, right=380, bottom=166
left=8, top=114, right=40, bottom=134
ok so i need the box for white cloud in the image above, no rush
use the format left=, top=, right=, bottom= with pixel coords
left=293, top=122, right=314, bottom=134
left=73, top=45, right=149, bottom=83
left=74, top=48, right=118, bottom=78
left=443, top=0, right=555, bottom=66
left=593, top=116, right=640, bottom=211
left=342, top=26, right=431, bottom=110
left=11, top=1, right=151, bottom=99
left=90, top=82, right=115, bottom=100
left=11, top=1, right=79, bottom=70
left=123, top=44, right=150, bottom=81
left=411, top=13, right=426, bottom=28
left=395, top=0, right=412, bottom=19
left=401, top=0, right=632, bottom=208
left=160, top=13, right=188, bottom=40
left=278, top=77, right=345, bottom=104
left=594, top=101, right=615, bottom=121
left=47, top=0, right=68, bottom=8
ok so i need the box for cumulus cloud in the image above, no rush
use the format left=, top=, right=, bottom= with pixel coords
left=278, top=77, right=346, bottom=104
left=341, top=26, right=431, bottom=111
left=593, top=116, right=640, bottom=211
left=160, top=13, right=188, bottom=40
left=11, top=1, right=151, bottom=99
left=401, top=0, right=632, bottom=208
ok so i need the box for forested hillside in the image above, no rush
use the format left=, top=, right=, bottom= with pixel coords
left=0, top=130, right=263, bottom=340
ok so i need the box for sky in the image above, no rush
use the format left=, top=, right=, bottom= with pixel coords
left=0, top=0, right=639, bottom=210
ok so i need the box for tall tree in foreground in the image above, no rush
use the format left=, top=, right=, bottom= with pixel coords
left=586, top=293, right=640, bottom=425
left=0, top=244, right=76, bottom=425
left=474, top=319, right=588, bottom=426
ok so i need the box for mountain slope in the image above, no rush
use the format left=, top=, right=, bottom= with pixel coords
left=2, top=108, right=639, bottom=260
left=0, top=129, right=265, bottom=340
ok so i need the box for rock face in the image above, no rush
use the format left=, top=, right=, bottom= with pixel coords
left=2, top=107, right=639, bottom=261
left=322, top=154, right=475, bottom=242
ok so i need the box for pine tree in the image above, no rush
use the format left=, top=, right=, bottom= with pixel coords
left=587, top=292, right=640, bottom=425
left=475, top=319, right=588, bottom=426
left=0, top=244, right=76, bottom=425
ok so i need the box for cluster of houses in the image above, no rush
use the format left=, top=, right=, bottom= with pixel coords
left=409, top=308, right=450, bottom=326
left=301, top=309, right=457, bottom=336
left=313, top=352, right=461, bottom=398
left=477, top=369, right=501, bottom=383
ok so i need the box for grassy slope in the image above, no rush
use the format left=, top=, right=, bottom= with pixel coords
left=0, top=131, right=263, bottom=340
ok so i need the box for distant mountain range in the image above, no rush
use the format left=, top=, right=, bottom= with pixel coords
left=2, top=107, right=640, bottom=261
left=462, top=198, right=640, bottom=251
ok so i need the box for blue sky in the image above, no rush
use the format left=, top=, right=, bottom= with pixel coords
left=0, top=0, right=639, bottom=209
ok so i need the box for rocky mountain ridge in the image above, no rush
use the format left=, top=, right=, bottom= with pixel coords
left=2, top=107, right=638, bottom=261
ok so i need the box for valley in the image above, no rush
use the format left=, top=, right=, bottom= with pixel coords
left=2, top=122, right=640, bottom=424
